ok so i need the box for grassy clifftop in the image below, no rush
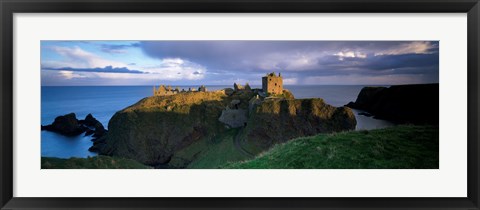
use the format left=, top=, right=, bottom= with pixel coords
left=224, top=125, right=439, bottom=169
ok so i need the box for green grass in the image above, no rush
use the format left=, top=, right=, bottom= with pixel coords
left=41, top=155, right=152, bottom=169
left=223, top=125, right=439, bottom=169
left=169, top=128, right=250, bottom=169
left=168, top=134, right=211, bottom=168
left=187, top=129, right=249, bottom=168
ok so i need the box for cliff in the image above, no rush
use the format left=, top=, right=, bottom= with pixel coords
left=97, top=91, right=230, bottom=166
left=244, top=98, right=356, bottom=153
left=346, top=84, right=439, bottom=124
left=95, top=90, right=356, bottom=167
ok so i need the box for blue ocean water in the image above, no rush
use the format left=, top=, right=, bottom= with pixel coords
left=41, top=85, right=393, bottom=158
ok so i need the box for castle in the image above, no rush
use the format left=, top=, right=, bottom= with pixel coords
left=153, top=85, right=207, bottom=96
left=153, top=72, right=283, bottom=96
left=262, top=72, right=283, bottom=95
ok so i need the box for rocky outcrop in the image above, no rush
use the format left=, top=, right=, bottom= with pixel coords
left=234, top=83, right=244, bottom=91
left=42, top=113, right=108, bottom=138
left=80, top=114, right=106, bottom=138
left=346, top=84, right=439, bottom=124
left=41, top=113, right=87, bottom=136
left=223, top=88, right=234, bottom=96
left=249, top=95, right=262, bottom=112
left=218, top=108, right=248, bottom=128
left=97, top=91, right=357, bottom=167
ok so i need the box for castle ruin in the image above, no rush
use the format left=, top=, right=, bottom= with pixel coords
left=153, top=85, right=206, bottom=96
left=154, top=72, right=284, bottom=97
left=262, top=72, right=283, bottom=95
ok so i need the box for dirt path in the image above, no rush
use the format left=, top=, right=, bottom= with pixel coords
left=233, top=128, right=255, bottom=158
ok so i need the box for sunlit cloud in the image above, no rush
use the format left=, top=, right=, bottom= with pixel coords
left=374, top=41, right=436, bottom=56
left=334, top=51, right=368, bottom=60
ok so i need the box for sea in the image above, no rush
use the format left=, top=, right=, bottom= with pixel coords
left=41, top=85, right=394, bottom=158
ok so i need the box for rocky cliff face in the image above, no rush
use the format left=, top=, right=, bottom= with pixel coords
left=346, top=84, right=439, bottom=124
left=97, top=90, right=356, bottom=167
left=244, top=98, right=356, bottom=152
left=98, top=91, right=229, bottom=166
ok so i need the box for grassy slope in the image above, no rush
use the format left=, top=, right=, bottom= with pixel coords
left=224, top=125, right=439, bottom=169
left=41, top=155, right=152, bottom=169
left=169, top=128, right=250, bottom=169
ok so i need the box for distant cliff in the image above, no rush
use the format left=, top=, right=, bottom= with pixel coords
left=346, top=84, right=439, bottom=124
left=95, top=89, right=356, bottom=167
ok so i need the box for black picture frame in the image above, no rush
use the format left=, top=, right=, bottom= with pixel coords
left=1, top=0, right=479, bottom=209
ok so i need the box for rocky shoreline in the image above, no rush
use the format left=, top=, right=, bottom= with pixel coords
left=41, top=113, right=108, bottom=149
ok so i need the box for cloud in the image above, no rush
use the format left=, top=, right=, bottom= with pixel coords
left=302, top=74, right=434, bottom=85
left=100, top=43, right=140, bottom=54
left=138, top=41, right=438, bottom=73
left=374, top=41, right=437, bottom=56
left=322, top=53, right=439, bottom=73
left=58, top=71, right=87, bottom=79
left=42, top=65, right=146, bottom=74
left=44, top=46, right=128, bottom=69
left=334, top=51, right=367, bottom=60
left=142, top=58, right=207, bottom=80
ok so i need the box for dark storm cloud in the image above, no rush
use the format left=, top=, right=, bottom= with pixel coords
left=314, top=53, right=439, bottom=74
left=344, top=53, right=438, bottom=71
left=42, top=65, right=146, bottom=74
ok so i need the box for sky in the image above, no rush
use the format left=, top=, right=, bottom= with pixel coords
left=41, top=41, right=439, bottom=86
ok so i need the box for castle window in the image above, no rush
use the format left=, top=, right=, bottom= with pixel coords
left=275, top=83, right=277, bottom=86
left=269, top=79, right=271, bottom=81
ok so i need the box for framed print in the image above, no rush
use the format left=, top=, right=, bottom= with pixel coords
left=1, top=0, right=479, bottom=209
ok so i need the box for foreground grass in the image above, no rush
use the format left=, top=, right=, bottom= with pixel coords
left=41, top=155, right=152, bottom=169
left=223, top=125, right=439, bottom=169
left=187, top=129, right=248, bottom=168
left=169, top=128, right=250, bottom=168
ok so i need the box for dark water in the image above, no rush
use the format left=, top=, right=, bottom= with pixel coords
left=41, top=85, right=393, bottom=158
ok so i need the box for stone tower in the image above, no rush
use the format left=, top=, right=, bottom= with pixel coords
left=262, top=72, right=283, bottom=95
